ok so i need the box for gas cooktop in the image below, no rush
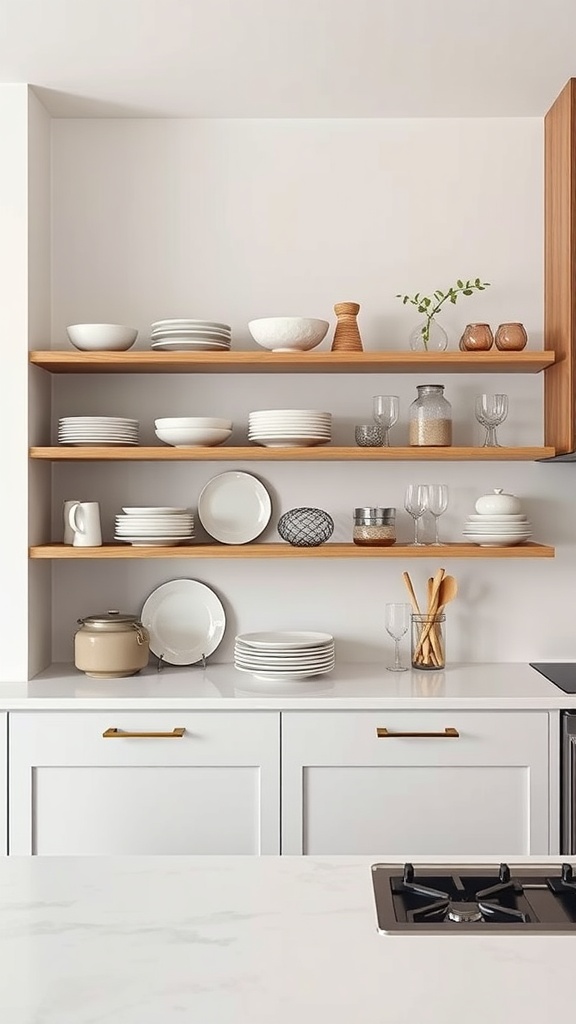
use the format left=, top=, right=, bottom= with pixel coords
left=372, top=862, right=576, bottom=933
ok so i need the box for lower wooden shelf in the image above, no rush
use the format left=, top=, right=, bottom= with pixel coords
left=29, top=542, right=555, bottom=559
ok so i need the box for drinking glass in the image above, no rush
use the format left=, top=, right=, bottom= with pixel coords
left=425, top=484, right=449, bottom=545
left=385, top=602, right=412, bottom=672
left=404, top=483, right=428, bottom=545
left=475, top=394, right=509, bottom=447
left=373, top=395, right=399, bottom=446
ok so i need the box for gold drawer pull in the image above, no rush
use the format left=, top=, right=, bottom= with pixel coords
left=376, top=727, right=459, bottom=738
left=102, top=727, right=186, bottom=739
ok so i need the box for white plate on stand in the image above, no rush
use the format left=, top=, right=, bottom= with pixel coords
left=141, top=579, right=226, bottom=665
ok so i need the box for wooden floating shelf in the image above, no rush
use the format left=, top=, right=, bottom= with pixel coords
left=29, top=350, right=557, bottom=375
left=30, top=446, right=556, bottom=462
left=29, top=542, right=555, bottom=560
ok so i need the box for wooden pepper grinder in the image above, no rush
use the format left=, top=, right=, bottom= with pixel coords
left=331, top=302, right=364, bottom=352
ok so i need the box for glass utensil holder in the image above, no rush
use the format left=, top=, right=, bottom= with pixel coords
left=411, top=613, right=446, bottom=670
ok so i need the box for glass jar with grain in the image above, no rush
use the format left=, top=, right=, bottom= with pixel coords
left=353, top=507, right=396, bottom=546
left=409, top=384, right=452, bottom=447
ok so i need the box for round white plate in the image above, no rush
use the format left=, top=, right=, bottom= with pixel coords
left=249, top=409, right=330, bottom=417
left=59, top=440, right=139, bottom=447
left=197, top=471, right=272, bottom=544
left=236, top=631, right=333, bottom=649
left=141, top=579, right=226, bottom=665
left=121, top=507, right=188, bottom=515
left=115, top=536, right=194, bottom=546
left=151, top=320, right=231, bottom=331
left=234, top=664, right=334, bottom=681
left=151, top=341, right=230, bottom=352
left=462, top=536, right=529, bottom=546
left=59, top=417, right=138, bottom=424
left=151, top=328, right=231, bottom=338
left=249, top=437, right=331, bottom=448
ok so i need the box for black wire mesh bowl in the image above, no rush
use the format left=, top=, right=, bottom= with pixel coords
left=277, top=507, right=334, bottom=547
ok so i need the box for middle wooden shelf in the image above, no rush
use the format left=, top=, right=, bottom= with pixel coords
left=29, top=542, right=555, bottom=559
left=30, top=446, right=556, bottom=462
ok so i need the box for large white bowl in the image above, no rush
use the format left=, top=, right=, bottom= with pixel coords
left=155, top=426, right=232, bottom=447
left=155, top=417, right=232, bottom=430
left=248, top=317, right=329, bottom=352
left=66, top=324, right=138, bottom=351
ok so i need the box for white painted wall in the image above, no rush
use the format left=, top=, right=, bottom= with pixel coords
left=19, top=116, right=576, bottom=670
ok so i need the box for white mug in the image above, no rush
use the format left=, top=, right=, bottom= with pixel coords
left=63, top=499, right=82, bottom=545
left=68, top=501, right=102, bottom=547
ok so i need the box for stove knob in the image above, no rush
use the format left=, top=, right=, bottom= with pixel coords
left=499, top=863, right=511, bottom=883
left=561, top=863, right=574, bottom=884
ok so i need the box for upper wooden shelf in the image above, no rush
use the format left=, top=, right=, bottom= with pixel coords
left=30, top=445, right=556, bottom=462
left=29, top=350, right=557, bottom=375
left=29, top=542, right=555, bottom=560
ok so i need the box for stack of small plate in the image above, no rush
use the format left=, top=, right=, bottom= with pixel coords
left=463, top=513, right=533, bottom=547
left=150, top=320, right=231, bottom=352
left=58, top=417, right=139, bottom=446
left=115, top=506, right=195, bottom=547
left=234, top=631, right=335, bottom=681
left=248, top=409, right=332, bottom=448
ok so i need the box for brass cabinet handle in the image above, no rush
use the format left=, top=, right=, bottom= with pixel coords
left=102, top=727, right=186, bottom=739
left=376, top=727, right=459, bottom=738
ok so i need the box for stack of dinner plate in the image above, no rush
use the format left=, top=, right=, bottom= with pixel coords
left=150, top=320, right=231, bottom=352
left=58, top=417, right=139, bottom=446
left=114, top=506, right=195, bottom=547
left=462, top=513, right=533, bottom=547
left=234, top=631, right=335, bottom=681
left=248, top=409, right=332, bottom=448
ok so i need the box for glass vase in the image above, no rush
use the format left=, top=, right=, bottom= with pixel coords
left=409, top=317, right=448, bottom=352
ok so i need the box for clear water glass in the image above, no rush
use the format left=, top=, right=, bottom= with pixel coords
left=404, top=483, right=428, bottom=545
left=372, top=395, right=399, bottom=446
left=385, top=602, right=412, bottom=672
left=475, top=394, right=509, bottom=447
left=425, top=484, right=449, bottom=545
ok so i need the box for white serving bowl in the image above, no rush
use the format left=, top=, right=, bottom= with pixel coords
left=248, top=317, right=329, bottom=352
left=66, top=324, right=138, bottom=351
left=155, top=426, right=232, bottom=447
left=155, top=417, right=232, bottom=430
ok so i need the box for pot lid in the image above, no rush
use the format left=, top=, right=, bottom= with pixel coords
left=77, top=609, right=143, bottom=629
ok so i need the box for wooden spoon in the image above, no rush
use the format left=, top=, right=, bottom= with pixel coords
left=437, top=574, right=458, bottom=612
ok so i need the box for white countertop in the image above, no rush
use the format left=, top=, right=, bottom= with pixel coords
left=0, top=661, right=573, bottom=709
left=1, top=854, right=575, bottom=1024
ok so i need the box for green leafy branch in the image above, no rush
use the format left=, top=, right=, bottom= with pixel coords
left=396, top=278, right=491, bottom=349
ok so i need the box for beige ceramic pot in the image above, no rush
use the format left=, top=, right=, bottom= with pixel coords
left=74, top=610, right=150, bottom=678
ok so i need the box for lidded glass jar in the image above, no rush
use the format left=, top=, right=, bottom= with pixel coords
left=409, top=384, right=452, bottom=447
left=353, top=507, right=396, bottom=546
left=74, top=610, right=150, bottom=678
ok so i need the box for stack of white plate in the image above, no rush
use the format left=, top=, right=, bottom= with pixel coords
left=234, top=631, right=335, bottom=681
left=115, top=506, right=195, bottom=547
left=150, top=320, right=231, bottom=352
left=58, top=417, right=139, bottom=446
left=248, top=409, right=332, bottom=448
left=463, top=513, right=533, bottom=547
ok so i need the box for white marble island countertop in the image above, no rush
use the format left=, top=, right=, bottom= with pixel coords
left=1, top=854, right=575, bottom=1024
left=0, top=661, right=574, bottom=709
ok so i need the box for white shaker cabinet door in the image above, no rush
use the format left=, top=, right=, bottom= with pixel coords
left=0, top=713, right=6, bottom=855
left=9, top=711, right=280, bottom=855
left=281, top=710, right=550, bottom=856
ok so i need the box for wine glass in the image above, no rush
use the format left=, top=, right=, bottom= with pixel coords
left=404, top=483, right=428, bottom=545
left=475, top=394, right=509, bottom=447
left=425, top=484, right=449, bottom=545
left=373, top=395, right=399, bottom=447
left=385, top=603, right=412, bottom=672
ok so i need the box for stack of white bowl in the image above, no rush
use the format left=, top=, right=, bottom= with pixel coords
left=463, top=488, right=532, bottom=547
left=234, top=631, right=335, bottom=681
left=155, top=417, right=232, bottom=447
left=58, top=416, right=139, bottom=446
left=248, top=409, right=332, bottom=448
left=115, top=506, right=195, bottom=547
left=150, top=320, right=231, bottom=352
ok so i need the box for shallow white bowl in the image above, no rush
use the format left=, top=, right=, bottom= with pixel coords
left=66, top=324, right=138, bottom=351
left=155, top=426, right=232, bottom=447
left=155, top=417, right=232, bottom=430
left=248, top=317, right=329, bottom=352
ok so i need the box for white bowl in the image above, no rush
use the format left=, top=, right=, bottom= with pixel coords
left=474, top=489, right=523, bottom=515
left=248, top=317, right=329, bottom=352
left=66, top=324, right=138, bottom=351
left=155, top=417, right=232, bottom=430
left=155, top=426, right=232, bottom=447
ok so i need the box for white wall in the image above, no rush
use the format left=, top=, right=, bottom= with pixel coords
left=38, top=117, right=576, bottom=666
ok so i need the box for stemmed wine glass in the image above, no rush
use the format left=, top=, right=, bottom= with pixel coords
left=475, top=394, right=509, bottom=447
left=404, top=483, right=428, bottom=545
left=425, top=484, right=449, bottom=545
left=385, top=603, right=412, bottom=672
left=373, top=395, right=399, bottom=447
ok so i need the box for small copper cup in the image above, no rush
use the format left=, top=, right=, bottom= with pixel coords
left=459, top=323, right=494, bottom=351
left=495, top=323, right=528, bottom=351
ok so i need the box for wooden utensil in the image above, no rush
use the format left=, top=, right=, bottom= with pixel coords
left=413, top=567, right=445, bottom=665
left=423, top=573, right=458, bottom=667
